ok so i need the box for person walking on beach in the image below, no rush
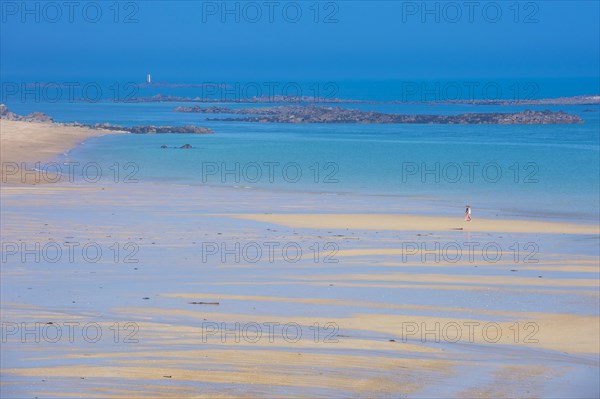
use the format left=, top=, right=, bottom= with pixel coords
left=464, top=205, right=472, bottom=222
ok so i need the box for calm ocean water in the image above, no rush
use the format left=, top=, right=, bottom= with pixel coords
left=4, top=79, right=599, bottom=221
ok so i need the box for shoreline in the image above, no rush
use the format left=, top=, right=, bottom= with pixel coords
left=0, top=119, right=126, bottom=184
left=124, top=93, right=600, bottom=106
left=1, top=118, right=597, bottom=224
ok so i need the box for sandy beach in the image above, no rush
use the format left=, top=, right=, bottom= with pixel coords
left=1, top=120, right=599, bottom=398
left=0, top=119, right=122, bottom=184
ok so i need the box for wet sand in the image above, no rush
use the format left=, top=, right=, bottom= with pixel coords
left=233, top=213, right=600, bottom=235
left=1, top=121, right=599, bottom=398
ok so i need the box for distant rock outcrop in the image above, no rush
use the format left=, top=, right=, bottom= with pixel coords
left=437, top=95, right=600, bottom=106
left=175, top=105, right=583, bottom=125
left=82, top=123, right=212, bottom=134
left=160, top=143, right=194, bottom=149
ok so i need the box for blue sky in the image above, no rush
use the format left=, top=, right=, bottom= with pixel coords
left=1, top=1, right=599, bottom=81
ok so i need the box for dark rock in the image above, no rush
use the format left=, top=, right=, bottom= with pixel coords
left=66, top=122, right=213, bottom=134
left=177, top=105, right=583, bottom=125
left=128, top=125, right=212, bottom=134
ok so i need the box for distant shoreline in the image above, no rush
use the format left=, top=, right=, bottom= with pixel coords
left=125, top=93, right=600, bottom=106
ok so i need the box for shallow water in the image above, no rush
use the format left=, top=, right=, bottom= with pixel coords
left=6, top=99, right=597, bottom=221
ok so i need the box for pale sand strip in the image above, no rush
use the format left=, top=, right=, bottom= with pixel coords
left=0, top=119, right=125, bottom=184
left=233, top=213, right=600, bottom=235
left=113, top=307, right=599, bottom=354
left=325, top=249, right=600, bottom=261
left=216, top=262, right=600, bottom=274
left=207, top=281, right=600, bottom=296
left=8, top=353, right=450, bottom=396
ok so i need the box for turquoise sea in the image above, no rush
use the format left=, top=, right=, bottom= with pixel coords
left=5, top=81, right=599, bottom=222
